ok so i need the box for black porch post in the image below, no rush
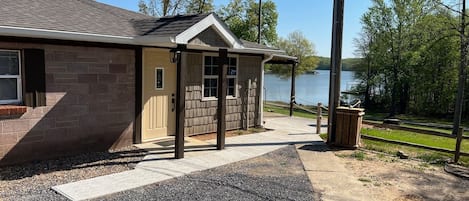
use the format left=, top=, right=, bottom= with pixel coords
left=327, top=0, right=344, bottom=144
left=217, top=49, right=228, bottom=150
left=289, top=62, right=297, bottom=117
left=175, top=44, right=187, bottom=159
left=134, top=47, right=143, bottom=144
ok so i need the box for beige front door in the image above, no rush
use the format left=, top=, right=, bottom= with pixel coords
left=142, top=48, right=177, bottom=141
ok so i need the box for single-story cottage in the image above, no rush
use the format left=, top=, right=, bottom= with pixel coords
left=0, top=0, right=296, bottom=166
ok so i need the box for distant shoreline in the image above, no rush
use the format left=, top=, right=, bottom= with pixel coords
left=264, top=69, right=357, bottom=75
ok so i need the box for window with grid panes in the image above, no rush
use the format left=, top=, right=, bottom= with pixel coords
left=203, top=55, right=237, bottom=98
left=0, top=50, right=21, bottom=104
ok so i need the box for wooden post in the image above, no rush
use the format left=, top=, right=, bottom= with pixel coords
left=217, top=49, right=228, bottom=150
left=316, top=103, right=322, bottom=134
left=455, top=127, right=464, bottom=163
left=175, top=44, right=186, bottom=159
left=452, top=0, right=467, bottom=136
left=246, top=79, right=251, bottom=130
left=134, top=47, right=143, bottom=144
left=327, top=0, right=344, bottom=144
left=289, top=62, right=296, bottom=117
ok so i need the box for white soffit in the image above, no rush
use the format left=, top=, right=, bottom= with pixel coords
left=175, top=14, right=243, bottom=49
left=133, top=35, right=174, bottom=47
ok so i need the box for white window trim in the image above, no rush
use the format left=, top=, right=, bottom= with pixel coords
left=0, top=49, right=22, bottom=105
left=201, top=53, right=238, bottom=101
left=203, top=76, right=218, bottom=101
left=155, top=67, right=164, bottom=90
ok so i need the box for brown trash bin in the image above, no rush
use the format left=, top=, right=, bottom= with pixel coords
left=335, top=107, right=365, bottom=148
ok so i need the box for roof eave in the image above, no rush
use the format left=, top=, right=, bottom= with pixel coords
left=0, top=25, right=295, bottom=60
left=185, top=44, right=294, bottom=58
left=0, top=25, right=136, bottom=45
left=269, top=54, right=297, bottom=61
left=238, top=47, right=298, bottom=62
left=134, top=35, right=175, bottom=47
left=242, top=47, right=285, bottom=55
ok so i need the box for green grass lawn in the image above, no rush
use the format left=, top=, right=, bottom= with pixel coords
left=365, top=112, right=469, bottom=128
left=361, top=128, right=469, bottom=152
left=400, top=124, right=469, bottom=136
left=264, top=104, right=317, bottom=119
left=272, top=107, right=469, bottom=166
left=363, top=118, right=469, bottom=136
left=362, top=139, right=469, bottom=166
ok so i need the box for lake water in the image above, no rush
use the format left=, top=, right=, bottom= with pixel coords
left=264, top=70, right=359, bottom=106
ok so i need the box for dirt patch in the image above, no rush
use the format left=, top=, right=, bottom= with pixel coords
left=334, top=149, right=469, bottom=201
left=313, top=122, right=468, bottom=200
left=191, top=128, right=268, bottom=141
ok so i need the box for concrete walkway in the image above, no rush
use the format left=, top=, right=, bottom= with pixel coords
left=52, top=116, right=323, bottom=201
left=297, top=142, right=373, bottom=201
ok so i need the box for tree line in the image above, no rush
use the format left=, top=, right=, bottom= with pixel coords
left=354, top=0, right=468, bottom=119
left=137, top=0, right=319, bottom=78
left=316, top=57, right=360, bottom=71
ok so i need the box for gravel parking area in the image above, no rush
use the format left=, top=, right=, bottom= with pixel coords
left=0, top=146, right=146, bottom=201
left=99, top=145, right=317, bottom=201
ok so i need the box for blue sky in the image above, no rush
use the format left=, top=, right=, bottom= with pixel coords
left=97, top=0, right=371, bottom=58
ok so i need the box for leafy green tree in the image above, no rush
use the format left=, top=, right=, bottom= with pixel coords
left=185, top=0, right=214, bottom=14
left=138, top=0, right=186, bottom=16
left=269, top=31, right=319, bottom=79
left=354, top=0, right=464, bottom=117
left=409, top=10, right=459, bottom=115
left=217, top=0, right=278, bottom=45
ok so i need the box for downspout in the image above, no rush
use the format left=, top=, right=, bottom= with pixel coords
left=259, top=54, right=274, bottom=126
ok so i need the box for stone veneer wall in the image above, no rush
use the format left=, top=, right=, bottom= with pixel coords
left=0, top=41, right=135, bottom=166
left=183, top=52, right=261, bottom=135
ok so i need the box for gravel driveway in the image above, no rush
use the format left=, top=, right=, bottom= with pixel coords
left=0, top=146, right=146, bottom=201
left=98, top=145, right=317, bottom=201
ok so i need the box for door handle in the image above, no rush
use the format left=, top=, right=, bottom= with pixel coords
left=171, top=94, right=175, bottom=112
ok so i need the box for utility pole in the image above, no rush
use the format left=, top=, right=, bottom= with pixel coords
left=453, top=0, right=467, bottom=136
left=258, top=0, right=262, bottom=44
left=327, top=0, right=345, bottom=144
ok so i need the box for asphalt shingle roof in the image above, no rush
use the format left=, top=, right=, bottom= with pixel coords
left=0, top=0, right=153, bottom=37
left=0, top=0, right=211, bottom=38
left=133, top=13, right=211, bottom=37
left=0, top=0, right=286, bottom=54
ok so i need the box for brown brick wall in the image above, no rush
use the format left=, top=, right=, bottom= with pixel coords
left=183, top=53, right=261, bottom=135
left=0, top=42, right=135, bottom=166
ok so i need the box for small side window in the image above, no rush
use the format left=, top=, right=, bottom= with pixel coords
left=155, top=68, right=164, bottom=90
left=0, top=50, right=21, bottom=105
